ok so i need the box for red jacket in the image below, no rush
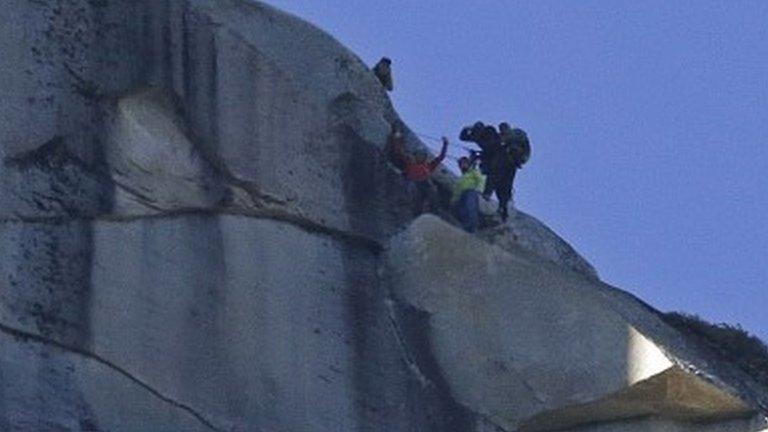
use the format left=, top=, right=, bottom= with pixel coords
left=404, top=156, right=445, bottom=182
left=388, top=134, right=447, bottom=182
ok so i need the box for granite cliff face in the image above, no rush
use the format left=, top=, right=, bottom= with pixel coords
left=0, top=1, right=764, bottom=431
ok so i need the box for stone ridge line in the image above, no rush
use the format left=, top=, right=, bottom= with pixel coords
left=0, top=321, right=226, bottom=432
left=0, top=207, right=384, bottom=252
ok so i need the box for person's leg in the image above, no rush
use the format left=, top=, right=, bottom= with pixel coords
left=416, top=181, right=432, bottom=214
left=465, top=190, right=480, bottom=233
left=454, top=196, right=467, bottom=230
left=496, top=162, right=518, bottom=222
left=454, top=191, right=474, bottom=232
left=481, top=156, right=495, bottom=199
left=482, top=175, right=494, bottom=200
left=405, top=180, right=422, bottom=215
left=496, top=175, right=512, bottom=222
left=507, top=167, right=518, bottom=218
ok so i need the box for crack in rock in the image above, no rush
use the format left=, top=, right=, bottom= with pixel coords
left=0, top=321, right=226, bottom=432
left=0, top=207, right=383, bottom=253
left=383, top=298, right=513, bottom=432
left=384, top=298, right=431, bottom=389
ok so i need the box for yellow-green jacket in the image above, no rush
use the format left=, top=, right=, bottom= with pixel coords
left=451, top=168, right=485, bottom=203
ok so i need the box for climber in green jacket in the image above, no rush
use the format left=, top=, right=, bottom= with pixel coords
left=452, top=155, right=485, bottom=233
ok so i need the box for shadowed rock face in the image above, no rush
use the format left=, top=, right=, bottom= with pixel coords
left=1, top=1, right=763, bottom=432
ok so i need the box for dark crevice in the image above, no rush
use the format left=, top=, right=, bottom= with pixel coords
left=0, top=207, right=383, bottom=253
left=5, top=136, right=98, bottom=176
left=384, top=300, right=511, bottom=432
left=0, top=321, right=224, bottom=432
left=386, top=300, right=480, bottom=432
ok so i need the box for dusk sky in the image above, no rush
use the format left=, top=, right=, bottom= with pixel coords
left=265, top=1, right=768, bottom=341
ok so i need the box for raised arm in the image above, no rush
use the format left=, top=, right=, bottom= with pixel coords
left=428, top=137, right=449, bottom=171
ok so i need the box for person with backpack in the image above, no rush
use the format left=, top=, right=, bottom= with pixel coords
left=458, top=121, right=531, bottom=222
left=459, top=121, right=503, bottom=181
left=452, top=155, right=485, bottom=233
left=500, top=122, right=531, bottom=169
left=483, top=122, right=531, bottom=221
left=460, top=121, right=517, bottom=220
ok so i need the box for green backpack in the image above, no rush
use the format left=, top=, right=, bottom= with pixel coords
left=505, top=128, right=531, bottom=168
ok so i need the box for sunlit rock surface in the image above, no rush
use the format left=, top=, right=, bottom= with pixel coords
left=0, top=0, right=765, bottom=431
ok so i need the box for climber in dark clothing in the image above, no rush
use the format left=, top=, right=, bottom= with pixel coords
left=459, top=122, right=502, bottom=188
left=373, top=57, right=394, bottom=92
left=386, top=122, right=448, bottom=214
left=459, top=122, right=503, bottom=159
left=486, top=152, right=516, bottom=222
left=494, top=122, right=532, bottom=221
left=459, top=122, right=512, bottom=220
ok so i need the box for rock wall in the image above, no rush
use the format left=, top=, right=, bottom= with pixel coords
left=1, top=1, right=762, bottom=431
left=0, top=1, right=449, bottom=430
left=386, top=215, right=767, bottom=432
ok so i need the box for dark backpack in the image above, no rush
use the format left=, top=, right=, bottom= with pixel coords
left=505, top=128, right=531, bottom=168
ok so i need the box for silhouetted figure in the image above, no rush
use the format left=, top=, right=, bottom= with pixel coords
left=373, top=57, right=394, bottom=91
left=492, top=122, right=532, bottom=220
left=460, top=122, right=513, bottom=220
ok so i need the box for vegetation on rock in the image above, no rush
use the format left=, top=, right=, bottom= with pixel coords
left=665, top=312, right=768, bottom=389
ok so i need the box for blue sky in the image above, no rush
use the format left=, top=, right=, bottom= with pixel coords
left=265, top=1, right=768, bottom=341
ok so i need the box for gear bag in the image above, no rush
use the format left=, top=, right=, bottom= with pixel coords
left=505, top=128, right=531, bottom=168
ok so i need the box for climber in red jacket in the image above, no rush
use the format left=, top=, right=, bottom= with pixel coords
left=387, top=121, right=448, bottom=181
left=386, top=121, right=449, bottom=213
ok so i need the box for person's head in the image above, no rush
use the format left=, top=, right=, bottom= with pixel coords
left=458, top=156, right=472, bottom=173
left=414, top=150, right=428, bottom=163
left=472, top=121, right=485, bottom=132
left=499, top=122, right=511, bottom=133
left=482, top=125, right=500, bottom=144
left=380, top=57, right=392, bottom=66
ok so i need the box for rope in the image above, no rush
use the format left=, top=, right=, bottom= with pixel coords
left=413, top=131, right=478, bottom=153
left=413, top=132, right=443, bottom=143
left=407, top=128, right=502, bottom=167
left=410, top=130, right=477, bottom=164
